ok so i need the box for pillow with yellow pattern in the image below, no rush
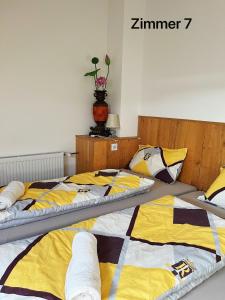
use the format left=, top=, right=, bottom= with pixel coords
left=198, top=167, right=225, bottom=208
left=129, top=145, right=187, bottom=184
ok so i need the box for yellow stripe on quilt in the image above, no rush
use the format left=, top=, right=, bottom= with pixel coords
left=69, top=217, right=96, bottom=231
left=107, top=175, right=144, bottom=195
left=20, top=189, right=47, bottom=201
left=66, top=172, right=114, bottom=186
left=4, top=230, right=75, bottom=300
left=41, top=190, right=77, bottom=205
left=109, top=186, right=125, bottom=195
left=100, top=263, right=116, bottom=299
left=28, top=201, right=52, bottom=210
left=116, top=265, right=175, bottom=300
left=132, top=196, right=216, bottom=251
left=217, top=228, right=225, bottom=255
left=145, top=195, right=175, bottom=206
left=114, top=175, right=141, bottom=188
left=27, top=191, right=77, bottom=211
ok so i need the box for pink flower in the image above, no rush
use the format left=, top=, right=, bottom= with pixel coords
left=96, top=76, right=107, bottom=88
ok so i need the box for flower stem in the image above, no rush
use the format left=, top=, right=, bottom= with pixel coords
left=94, top=64, right=97, bottom=89
left=105, top=65, right=109, bottom=89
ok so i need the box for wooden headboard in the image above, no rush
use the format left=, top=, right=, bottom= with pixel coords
left=138, top=116, right=225, bottom=191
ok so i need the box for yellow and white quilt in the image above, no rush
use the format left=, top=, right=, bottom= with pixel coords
left=0, top=195, right=225, bottom=299
left=0, top=169, right=154, bottom=227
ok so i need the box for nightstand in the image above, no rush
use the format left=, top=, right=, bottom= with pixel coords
left=75, top=135, right=140, bottom=174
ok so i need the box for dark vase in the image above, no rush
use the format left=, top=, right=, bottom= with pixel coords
left=89, top=90, right=111, bottom=137
left=93, top=90, right=108, bottom=123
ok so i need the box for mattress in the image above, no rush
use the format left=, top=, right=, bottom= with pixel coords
left=0, top=174, right=196, bottom=244
left=0, top=170, right=154, bottom=229
left=0, top=195, right=224, bottom=300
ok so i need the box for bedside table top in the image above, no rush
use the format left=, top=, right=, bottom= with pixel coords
left=76, top=135, right=140, bottom=141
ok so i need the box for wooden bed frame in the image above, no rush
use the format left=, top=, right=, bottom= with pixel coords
left=137, top=116, right=225, bottom=191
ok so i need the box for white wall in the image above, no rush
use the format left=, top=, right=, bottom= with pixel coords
left=119, top=0, right=145, bottom=136
left=107, top=0, right=146, bottom=136
left=107, top=0, right=124, bottom=116
left=0, top=0, right=108, bottom=157
left=1, top=0, right=225, bottom=162
left=140, top=0, right=225, bottom=122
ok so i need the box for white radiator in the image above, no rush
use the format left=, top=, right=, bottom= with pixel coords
left=0, top=152, right=64, bottom=186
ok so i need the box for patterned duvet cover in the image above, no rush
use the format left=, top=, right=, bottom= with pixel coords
left=0, top=195, right=225, bottom=299
left=0, top=170, right=153, bottom=228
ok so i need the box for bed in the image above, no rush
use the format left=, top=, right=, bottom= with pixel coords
left=1, top=194, right=225, bottom=300
left=0, top=169, right=196, bottom=244
left=0, top=169, right=154, bottom=228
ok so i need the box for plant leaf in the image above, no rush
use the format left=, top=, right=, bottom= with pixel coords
left=84, top=69, right=100, bottom=77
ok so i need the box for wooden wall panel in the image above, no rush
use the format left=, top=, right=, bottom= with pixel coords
left=174, top=120, right=205, bottom=188
left=199, top=123, right=225, bottom=190
left=138, top=117, right=177, bottom=147
left=138, top=116, right=225, bottom=191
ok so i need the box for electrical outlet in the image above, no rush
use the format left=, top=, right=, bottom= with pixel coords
left=111, top=143, right=118, bottom=151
